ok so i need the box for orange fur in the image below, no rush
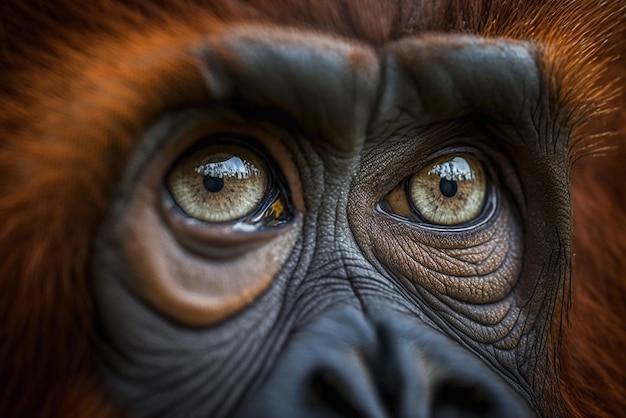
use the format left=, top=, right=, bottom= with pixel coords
left=0, top=1, right=624, bottom=417
left=564, top=152, right=626, bottom=417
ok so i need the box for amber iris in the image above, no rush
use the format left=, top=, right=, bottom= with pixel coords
left=385, top=155, right=487, bottom=226
left=167, top=144, right=268, bottom=222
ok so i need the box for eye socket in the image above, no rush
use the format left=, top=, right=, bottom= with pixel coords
left=166, top=139, right=291, bottom=225
left=382, top=154, right=488, bottom=226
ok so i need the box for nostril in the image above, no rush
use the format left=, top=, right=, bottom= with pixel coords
left=432, top=380, right=495, bottom=418
left=308, top=369, right=365, bottom=417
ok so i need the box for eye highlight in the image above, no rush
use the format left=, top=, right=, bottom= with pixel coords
left=382, top=155, right=488, bottom=226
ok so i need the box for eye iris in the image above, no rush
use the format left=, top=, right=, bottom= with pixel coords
left=408, top=155, right=487, bottom=226
left=166, top=145, right=268, bottom=223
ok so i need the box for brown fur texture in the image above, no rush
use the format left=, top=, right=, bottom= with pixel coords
left=0, top=1, right=624, bottom=417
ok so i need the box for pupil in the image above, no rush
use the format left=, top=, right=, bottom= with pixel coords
left=439, top=178, right=458, bottom=197
left=203, top=176, right=224, bottom=193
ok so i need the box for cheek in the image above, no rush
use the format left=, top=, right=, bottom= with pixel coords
left=368, top=203, right=522, bottom=305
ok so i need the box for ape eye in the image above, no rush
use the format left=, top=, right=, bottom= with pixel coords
left=382, top=155, right=488, bottom=226
left=166, top=139, right=290, bottom=225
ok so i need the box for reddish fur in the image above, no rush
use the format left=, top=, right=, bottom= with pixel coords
left=0, top=1, right=624, bottom=417
left=560, top=55, right=626, bottom=415
left=564, top=149, right=626, bottom=417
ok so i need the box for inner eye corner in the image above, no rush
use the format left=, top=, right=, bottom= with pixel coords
left=379, top=153, right=495, bottom=230
left=163, top=134, right=295, bottom=230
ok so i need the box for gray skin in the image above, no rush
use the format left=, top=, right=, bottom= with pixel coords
left=93, top=29, right=569, bottom=417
